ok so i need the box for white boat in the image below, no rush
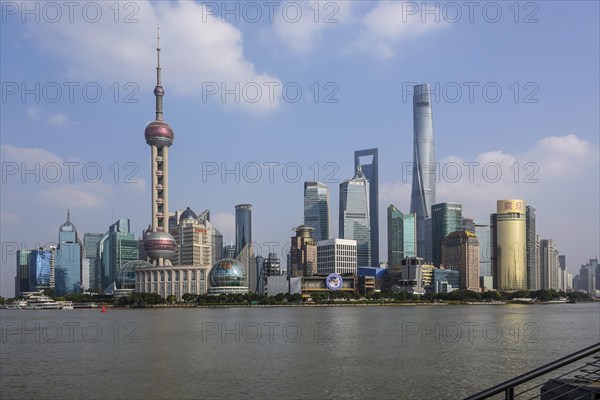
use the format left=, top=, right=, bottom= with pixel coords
left=3, top=300, right=27, bottom=309
left=23, top=294, right=62, bottom=310
left=58, top=301, right=74, bottom=310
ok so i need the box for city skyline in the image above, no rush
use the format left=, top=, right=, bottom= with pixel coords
left=1, top=1, right=599, bottom=297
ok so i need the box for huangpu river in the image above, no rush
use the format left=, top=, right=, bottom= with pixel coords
left=1, top=303, right=598, bottom=399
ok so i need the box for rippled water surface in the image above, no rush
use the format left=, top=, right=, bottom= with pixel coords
left=1, top=303, right=598, bottom=399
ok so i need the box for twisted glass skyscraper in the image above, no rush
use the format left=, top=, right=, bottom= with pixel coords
left=410, top=84, right=436, bottom=259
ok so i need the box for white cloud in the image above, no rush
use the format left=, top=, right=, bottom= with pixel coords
left=37, top=183, right=112, bottom=209
left=271, top=1, right=353, bottom=55
left=26, top=1, right=282, bottom=113
left=27, top=105, right=42, bottom=120
left=527, top=134, right=595, bottom=177
left=47, top=113, right=71, bottom=127
left=350, top=1, right=447, bottom=60
left=1, top=144, right=62, bottom=165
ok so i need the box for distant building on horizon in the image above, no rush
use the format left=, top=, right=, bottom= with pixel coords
left=475, top=223, right=491, bottom=277
left=223, top=244, right=236, bottom=259
left=431, top=202, right=463, bottom=267
left=339, top=165, right=371, bottom=267
left=491, top=199, right=527, bottom=291
left=462, top=217, right=475, bottom=234
left=83, top=232, right=103, bottom=292
left=410, top=83, right=436, bottom=259
left=559, top=255, right=567, bottom=291
left=578, top=260, right=597, bottom=295
left=526, top=206, right=539, bottom=290
left=355, top=148, right=379, bottom=267
left=304, top=181, right=330, bottom=242
left=539, top=239, right=557, bottom=290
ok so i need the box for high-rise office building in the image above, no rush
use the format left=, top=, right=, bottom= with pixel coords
left=355, top=148, right=379, bottom=267
left=490, top=199, right=527, bottom=291
left=424, top=217, right=433, bottom=263
left=142, top=28, right=177, bottom=268
left=410, top=84, right=436, bottom=259
left=339, top=165, right=371, bottom=267
left=539, top=239, right=556, bottom=290
left=100, top=219, right=139, bottom=291
left=526, top=206, right=538, bottom=290
left=15, top=249, right=32, bottom=296
left=304, top=182, right=330, bottom=241
left=290, top=225, right=317, bottom=277
left=553, top=249, right=560, bottom=291
left=475, top=223, right=491, bottom=277
left=592, top=258, right=600, bottom=291
left=83, top=233, right=103, bottom=292
left=256, top=252, right=281, bottom=295
left=387, top=205, right=417, bottom=266
left=431, top=202, right=463, bottom=267
left=441, top=231, right=480, bottom=291
left=211, top=227, right=223, bottom=264
left=403, top=213, right=417, bottom=259
left=578, top=262, right=596, bottom=295
left=255, top=255, right=266, bottom=295
left=388, top=205, right=404, bottom=267
left=462, top=217, right=475, bottom=234
left=223, top=245, right=236, bottom=259
left=235, top=204, right=252, bottom=257
left=559, top=255, right=567, bottom=291
left=55, top=211, right=82, bottom=296
left=317, top=238, right=357, bottom=275
left=27, top=249, right=52, bottom=293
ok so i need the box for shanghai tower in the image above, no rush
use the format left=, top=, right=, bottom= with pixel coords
left=409, top=83, right=436, bottom=260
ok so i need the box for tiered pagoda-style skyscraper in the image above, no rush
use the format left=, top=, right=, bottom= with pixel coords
left=143, top=28, right=177, bottom=266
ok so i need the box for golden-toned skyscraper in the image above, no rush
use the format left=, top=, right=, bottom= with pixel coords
left=491, top=199, right=527, bottom=291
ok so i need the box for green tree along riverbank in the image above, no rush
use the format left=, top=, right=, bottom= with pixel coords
left=0, top=289, right=591, bottom=308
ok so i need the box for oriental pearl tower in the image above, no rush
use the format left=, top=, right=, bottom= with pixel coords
left=143, top=28, right=177, bottom=266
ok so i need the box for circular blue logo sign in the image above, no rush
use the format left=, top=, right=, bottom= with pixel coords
left=325, top=273, right=343, bottom=290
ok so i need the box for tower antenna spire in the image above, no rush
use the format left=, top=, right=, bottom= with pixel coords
left=154, top=25, right=163, bottom=121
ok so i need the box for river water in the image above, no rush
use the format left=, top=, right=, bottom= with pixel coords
left=1, top=303, right=598, bottom=399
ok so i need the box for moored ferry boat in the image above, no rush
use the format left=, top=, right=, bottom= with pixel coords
left=3, top=300, right=27, bottom=309
left=22, top=293, right=62, bottom=310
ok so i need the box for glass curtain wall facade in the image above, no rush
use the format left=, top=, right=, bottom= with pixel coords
left=339, top=166, right=371, bottom=267
left=410, top=84, right=436, bottom=259
left=304, top=182, right=330, bottom=241
left=354, top=149, right=379, bottom=267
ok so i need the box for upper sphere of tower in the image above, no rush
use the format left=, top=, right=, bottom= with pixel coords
left=145, top=120, right=174, bottom=147
left=154, top=86, right=164, bottom=96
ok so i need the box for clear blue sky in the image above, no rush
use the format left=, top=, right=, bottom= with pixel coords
left=1, top=1, right=598, bottom=297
